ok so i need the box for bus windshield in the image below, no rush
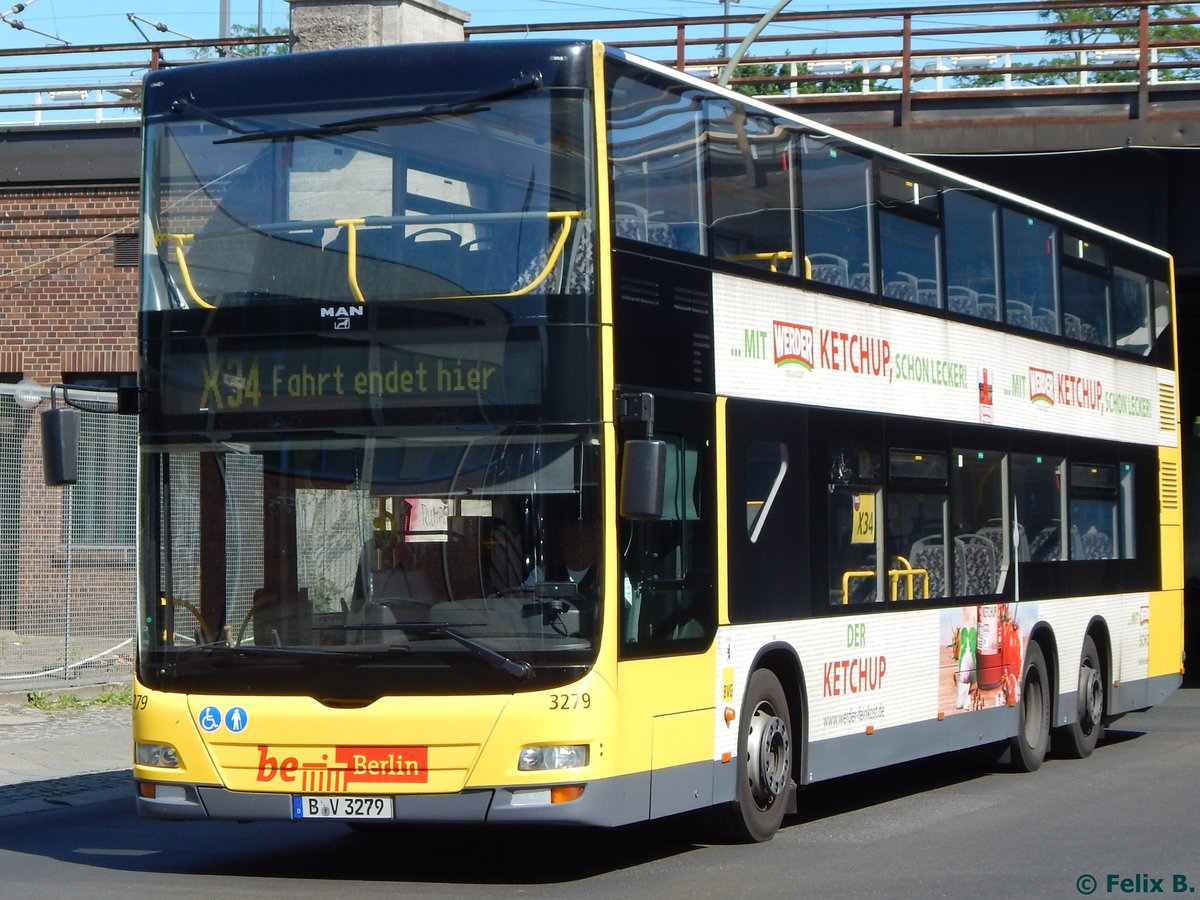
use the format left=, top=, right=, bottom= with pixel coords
left=144, top=80, right=592, bottom=309
left=138, top=427, right=602, bottom=697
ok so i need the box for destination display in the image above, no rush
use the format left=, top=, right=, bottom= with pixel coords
left=154, top=334, right=543, bottom=418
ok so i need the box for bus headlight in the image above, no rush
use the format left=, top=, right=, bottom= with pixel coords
left=136, top=742, right=180, bottom=768
left=517, top=744, right=588, bottom=771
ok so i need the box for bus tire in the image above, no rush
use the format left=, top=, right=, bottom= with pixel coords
left=1008, top=640, right=1050, bottom=773
left=718, top=668, right=793, bottom=842
left=1051, top=634, right=1104, bottom=759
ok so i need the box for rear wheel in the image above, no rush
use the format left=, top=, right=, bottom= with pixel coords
left=1051, top=634, right=1105, bottom=759
left=715, top=668, right=793, bottom=842
left=1009, top=641, right=1050, bottom=772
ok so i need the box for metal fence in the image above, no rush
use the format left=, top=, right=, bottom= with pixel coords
left=465, top=0, right=1200, bottom=100
left=0, top=394, right=137, bottom=694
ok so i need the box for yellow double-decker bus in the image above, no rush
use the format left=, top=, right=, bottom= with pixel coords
left=128, top=39, right=1182, bottom=842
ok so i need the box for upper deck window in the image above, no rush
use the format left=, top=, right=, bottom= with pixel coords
left=877, top=167, right=942, bottom=310
left=943, top=189, right=1001, bottom=322
left=708, top=101, right=798, bottom=276
left=1002, top=209, right=1059, bottom=336
left=799, top=135, right=874, bottom=292
left=607, top=65, right=706, bottom=256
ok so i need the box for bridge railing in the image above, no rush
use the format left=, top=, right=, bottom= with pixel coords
left=465, top=0, right=1200, bottom=101
left=0, top=35, right=287, bottom=127
left=0, top=2, right=1194, bottom=126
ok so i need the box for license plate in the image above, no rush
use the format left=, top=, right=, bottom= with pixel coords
left=292, top=795, right=393, bottom=819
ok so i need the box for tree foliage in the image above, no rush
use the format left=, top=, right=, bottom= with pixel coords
left=719, top=47, right=883, bottom=97
left=954, top=4, right=1200, bottom=87
left=192, top=23, right=290, bottom=60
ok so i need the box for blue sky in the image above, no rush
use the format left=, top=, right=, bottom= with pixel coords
left=0, top=0, right=1003, bottom=47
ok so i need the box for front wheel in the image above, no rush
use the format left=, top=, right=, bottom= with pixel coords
left=1051, top=634, right=1105, bottom=759
left=1008, top=640, right=1050, bottom=772
left=715, top=668, right=794, bottom=842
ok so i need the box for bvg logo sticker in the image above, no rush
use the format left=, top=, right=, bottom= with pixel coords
left=256, top=745, right=429, bottom=789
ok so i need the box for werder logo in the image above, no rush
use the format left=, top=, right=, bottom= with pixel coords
left=1028, top=366, right=1055, bottom=406
left=772, top=320, right=815, bottom=370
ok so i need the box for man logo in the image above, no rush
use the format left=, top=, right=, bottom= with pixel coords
left=321, top=306, right=363, bottom=330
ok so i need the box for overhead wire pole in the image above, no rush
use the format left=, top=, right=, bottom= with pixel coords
left=2, top=0, right=70, bottom=44
left=717, top=0, right=795, bottom=86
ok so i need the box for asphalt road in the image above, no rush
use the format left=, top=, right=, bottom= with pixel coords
left=4, top=687, right=1198, bottom=900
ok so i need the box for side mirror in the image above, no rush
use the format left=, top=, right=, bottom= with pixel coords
left=41, top=405, right=81, bottom=487
left=620, top=439, right=666, bottom=520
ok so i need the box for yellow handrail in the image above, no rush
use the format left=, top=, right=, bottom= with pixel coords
left=497, top=210, right=582, bottom=298
left=335, top=218, right=367, bottom=303
left=888, top=555, right=929, bottom=601
left=336, top=210, right=584, bottom=303
left=840, top=569, right=876, bottom=605
left=161, top=210, right=584, bottom=308
left=167, top=596, right=214, bottom=645
left=158, top=232, right=215, bottom=309
left=841, top=557, right=932, bottom=604
left=722, top=249, right=793, bottom=274
left=436, top=210, right=583, bottom=301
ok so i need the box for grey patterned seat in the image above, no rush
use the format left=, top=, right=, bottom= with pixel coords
left=512, top=216, right=594, bottom=295
left=910, top=535, right=961, bottom=599
left=1028, top=523, right=1062, bottom=561
left=957, top=533, right=996, bottom=595
left=948, top=286, right=978, bottom=316
left=1080, top=529, right=1113, bottom=559
left=809, top=253, right=849, bottom=287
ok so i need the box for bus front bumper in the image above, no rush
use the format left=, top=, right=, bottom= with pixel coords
left=134, top=775, right=649, bottom=828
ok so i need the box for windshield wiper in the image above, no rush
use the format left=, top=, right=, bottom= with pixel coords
left=362, top=621, right=535, bottom=681
left=184, top=644, right=382, bottom=663
left=158, top=643, right=386, bottom=677
left=170, top=92, right=255, bottom=135
left=213, top=69, right=543, bottom=145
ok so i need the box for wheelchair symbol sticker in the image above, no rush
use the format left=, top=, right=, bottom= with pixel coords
left=225, top=707, right=248, bottom=733
left=198, top=706, right=221, bottom=732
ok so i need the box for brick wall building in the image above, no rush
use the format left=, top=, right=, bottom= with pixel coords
left=0, top=0, right=470, bottom=687
left=0, top=126, right=141, bottom=685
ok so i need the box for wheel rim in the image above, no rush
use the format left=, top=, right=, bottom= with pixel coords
left=747, top=701, right=791, bottom=809
left=1078, top=661, right=1103, bottom=731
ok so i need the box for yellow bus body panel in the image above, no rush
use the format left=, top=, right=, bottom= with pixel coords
left=1148, top=590, right=1185, bottom=678
left=133, top=673, right=623, bottom=793
left=613, top=650, right=718, bottom=775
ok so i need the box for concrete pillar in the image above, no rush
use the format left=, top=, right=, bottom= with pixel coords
left=286, top=0, right=470, bottom=52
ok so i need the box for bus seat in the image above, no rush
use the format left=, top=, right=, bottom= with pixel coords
left=1032, top=308, right=1058, bottom=334
left=909, top=536, right=948, bottom=599
left=956, top=533, right=996, bottom=595
left=976, top=293, right=998, bottom=320
left=1080, top=528, right=1113, bottom=560
left=1006, top=300, right=1033, bottom=328
left=948, top=285, right=978, bottom=315
left=1028, top=521, right=1062, bottom=561
left=809, top=253, right=848, bottom=287
left=883, top=280, right=913, bottom=302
